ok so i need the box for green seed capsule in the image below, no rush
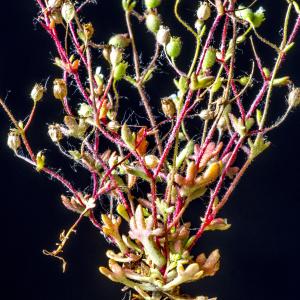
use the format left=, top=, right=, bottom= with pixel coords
left=166, top=37, right=182, bottom=59
left=272, top=76, right=291, bottom=87
left=202, top=47, right=216, bottom=70
left=109, top=34, right=131, bottom=48
left=113, top=62, right=128, bottom=81
left=236, top=5, right=254, bottom=23
left=145, top=0, right=161, bottom=9
left=145, top=13, right=161, bottom=33
left=238, top=76, right=251, bottom=86
left=61, top=1, right=75, bottom=23
left=197, top=2, right=211, bottom=21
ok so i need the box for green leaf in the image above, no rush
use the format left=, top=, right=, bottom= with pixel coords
left=176, top=140, right=194, bottom=169
left=248, top=135, right=271, bottom=159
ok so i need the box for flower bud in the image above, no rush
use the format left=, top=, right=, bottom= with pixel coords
left=156, top=26, right=171, bottom=45
left=48, top=0, right=62, bottom=9
left=7, top=129, right=21, bottom=152
left=194, top=19, right=204, bottom=32
left=36, top=151, right=46, bottom=172
left=110, top=47, right=123, bottom=67
left=238, top=76, right=251, bottom=86
left=197, top=2, right=211, bottom=21
left=145, top=13, right=161, bottom=33
left=145, top=0, right=161, bottom=9
left=78, top=103, right=93, bottom=118
left=102, top=47, right=111, bottom=65
left=272, top=76, right=291, bottom=87
left=166, top=37, right=182, bottom=59
left=108, top=152, right=119, bottom=168
left=202, top=47, right=216, bottom=70
left=215, top=0, right=224, bottom=16
left=199, top=109, right=215, bottom=120
left=288, top=87, right=300, bottom=108
left=113, top=62, right=128, bottom=81
left=263, top=67, right=270, bottom=78
left=48, top=124, right=63, bottom=143
left=61, top=1, right=75, bottom=23
left=161, top=97, right=176, bottom=118
left=121, top=123, right=136, bottom=150
left=144, top=154, right=159, bottom=169
left=217, top=116, right=227, bottom=131
left=122, top=0, right=137, bottom=12
left=83, top=22, right=94, bottom=41
left=53, top=78, right=67, bottom=100
left=31, top=83, right=45, bottom=102
left=107, top=120, right=121, bottom=133
left=50, top=9, right=63, bottom=25
left=109, top=34, right=131, bottom=49
left=190, top=73, right=215, bottom=90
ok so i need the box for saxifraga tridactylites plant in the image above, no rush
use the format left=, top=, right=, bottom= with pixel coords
left=1, top=0, right=300, bottom=299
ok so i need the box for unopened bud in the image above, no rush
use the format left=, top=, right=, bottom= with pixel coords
left=48, top=0, right=62, bottom=8
left=197, top=2, right=211, bottom=21
left=83, top=22, right=94, bottom=41
left=236, top=5, right=254, bottom=23
left=144, top=154, right=159, bottom=169
left=36, top=151, right=46, bottom=172
left=7, top=129, right=21, bottom=152
left=190, top=74, right=215, bottom=90
left=238, top=76, right=251, bottom=86
left=102, top=46, right=111, bottom=63
left=78, top=103, right=93, bottom=118
left=202, top=47, right=217, bottom=70
left=288, top=88, right=300, bottom=108
left=113, top=62, right=128, bottom=81
left=121, top=123, right=136, bottom=150
left=194, top=19, right=204, bottom=32
left=110, top=47, right=123, bottom=67
left=145, top=12, right=161, bottom=33
left=145, top=0, right=161, bottom=9
left=199, top=109, right=215, bottom=120
left=108, top=152, right=120, bottom=168
left=48, top=124, right=63, bottom=142
left=53, top=78, right=67, bottom=100
left=156, top=26, right=171, bottom=45
left=215, top=0, right=224, bottom=16
left=50, top=10, right=63, bottom=25
left=161, top=97, right=176, bottom=118
left=272, top=76, right=291, bottom=87
left=31, top=83, right=45, bottom=102
left=107, top=120, right=121, bottom=133
left=166, top=37, right=182, bottom=59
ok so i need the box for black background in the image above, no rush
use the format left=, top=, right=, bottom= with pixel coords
left=0, top=1, right=300, bottom=300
